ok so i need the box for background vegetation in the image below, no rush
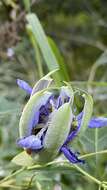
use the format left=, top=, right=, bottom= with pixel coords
left=0, top=0, right=107, bottom=189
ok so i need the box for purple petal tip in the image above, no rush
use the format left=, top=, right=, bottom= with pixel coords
left=17, top=79, right=32, bottom=95
left=61, top=146, right=84, bottom=164
left=17, top=135, right=43, bottom=150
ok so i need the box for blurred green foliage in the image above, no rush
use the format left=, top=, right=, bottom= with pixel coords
left=0, top=0, right=107, bottom=189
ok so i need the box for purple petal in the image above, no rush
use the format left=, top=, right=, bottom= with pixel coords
left=17, top=79, right=32, bottom=95
left=36, top=127, right=47, bottom=143
left=56, top=96, right=62, bottom=108
left=38, top=95, right=53, bottom=124
left=64, top=126, right=80, bottom=145
left=28, top=110, right=40, bottom=135
left=49, top=95, right=60, bottom=110
left=27, top=92, right=52, bottom=135
left=64, top=111, right=84, bottom=145
left=76, top=111, right=83, bottom=121
left=88, top=117, right=107, bottom=128
left=17, top=135, right=43, bottom=150
left=39, top=105, right=49, bottom=123
left=64, top=113, right=107, bottom=145
left=60, top=146, right=84, bottom=164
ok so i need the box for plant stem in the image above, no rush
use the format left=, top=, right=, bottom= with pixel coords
left=79, top=150, right=107, bottom=159
left=74, top=165, right=101, bottom=184
left=0, top=184, right=24, bottom=189
left=1, top=150, right=107, bottom=189
left=0, top=167, right=26, bottom=184
left=72, top=165, right=107, bottom=189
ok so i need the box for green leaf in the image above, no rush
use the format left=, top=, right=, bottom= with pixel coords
left=80, top=126, right=107, bottom=153
left=26, top=13, right=63, bottom=85
left=48, top=37, right=69, bottom=81
left=79, top=124, right=107, bottom=177
left=26, top=13, right=59, bottom=71
left=12, top=151, right=34, bottom=166
left=0, top=97, right=20, bottom=115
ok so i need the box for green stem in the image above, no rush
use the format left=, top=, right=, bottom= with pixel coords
left=0, top=167, right=26, bottom=184
left=80, top=150, right=107, bottom=159
left=95, top=128, right=98, bottom=164
left=65, top=164, right=107, bottom=189
left=87, top=62, right=98, bottom=92
left=35, top=181, right=42, bottom=190
left=26, top=174, right=36, bottom=189
left=74, top=165, right=101, bottom=185
left=28, top=150, right=107, bottom=169
left=29, top=160, right=107, bottom=189
left=1, top=150, right=107, bottom=189
left=28, top=150, right=107, bottom=170
left=0, top=184, right=24, bottom=189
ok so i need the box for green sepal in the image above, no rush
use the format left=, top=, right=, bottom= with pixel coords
left=31, top=69, right=58, bottom=95
left=74, top=89, right=93, bottom=136
left=80, top=92, right=93, bottom=134
left=12, top=151, right=34, bottom=166
left=35, top=102, right=73, bottom=163
left=19, top=90, right=52, bottom=137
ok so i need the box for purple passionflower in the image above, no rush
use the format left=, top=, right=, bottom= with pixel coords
left=17, top=79, right=107, bottom=164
